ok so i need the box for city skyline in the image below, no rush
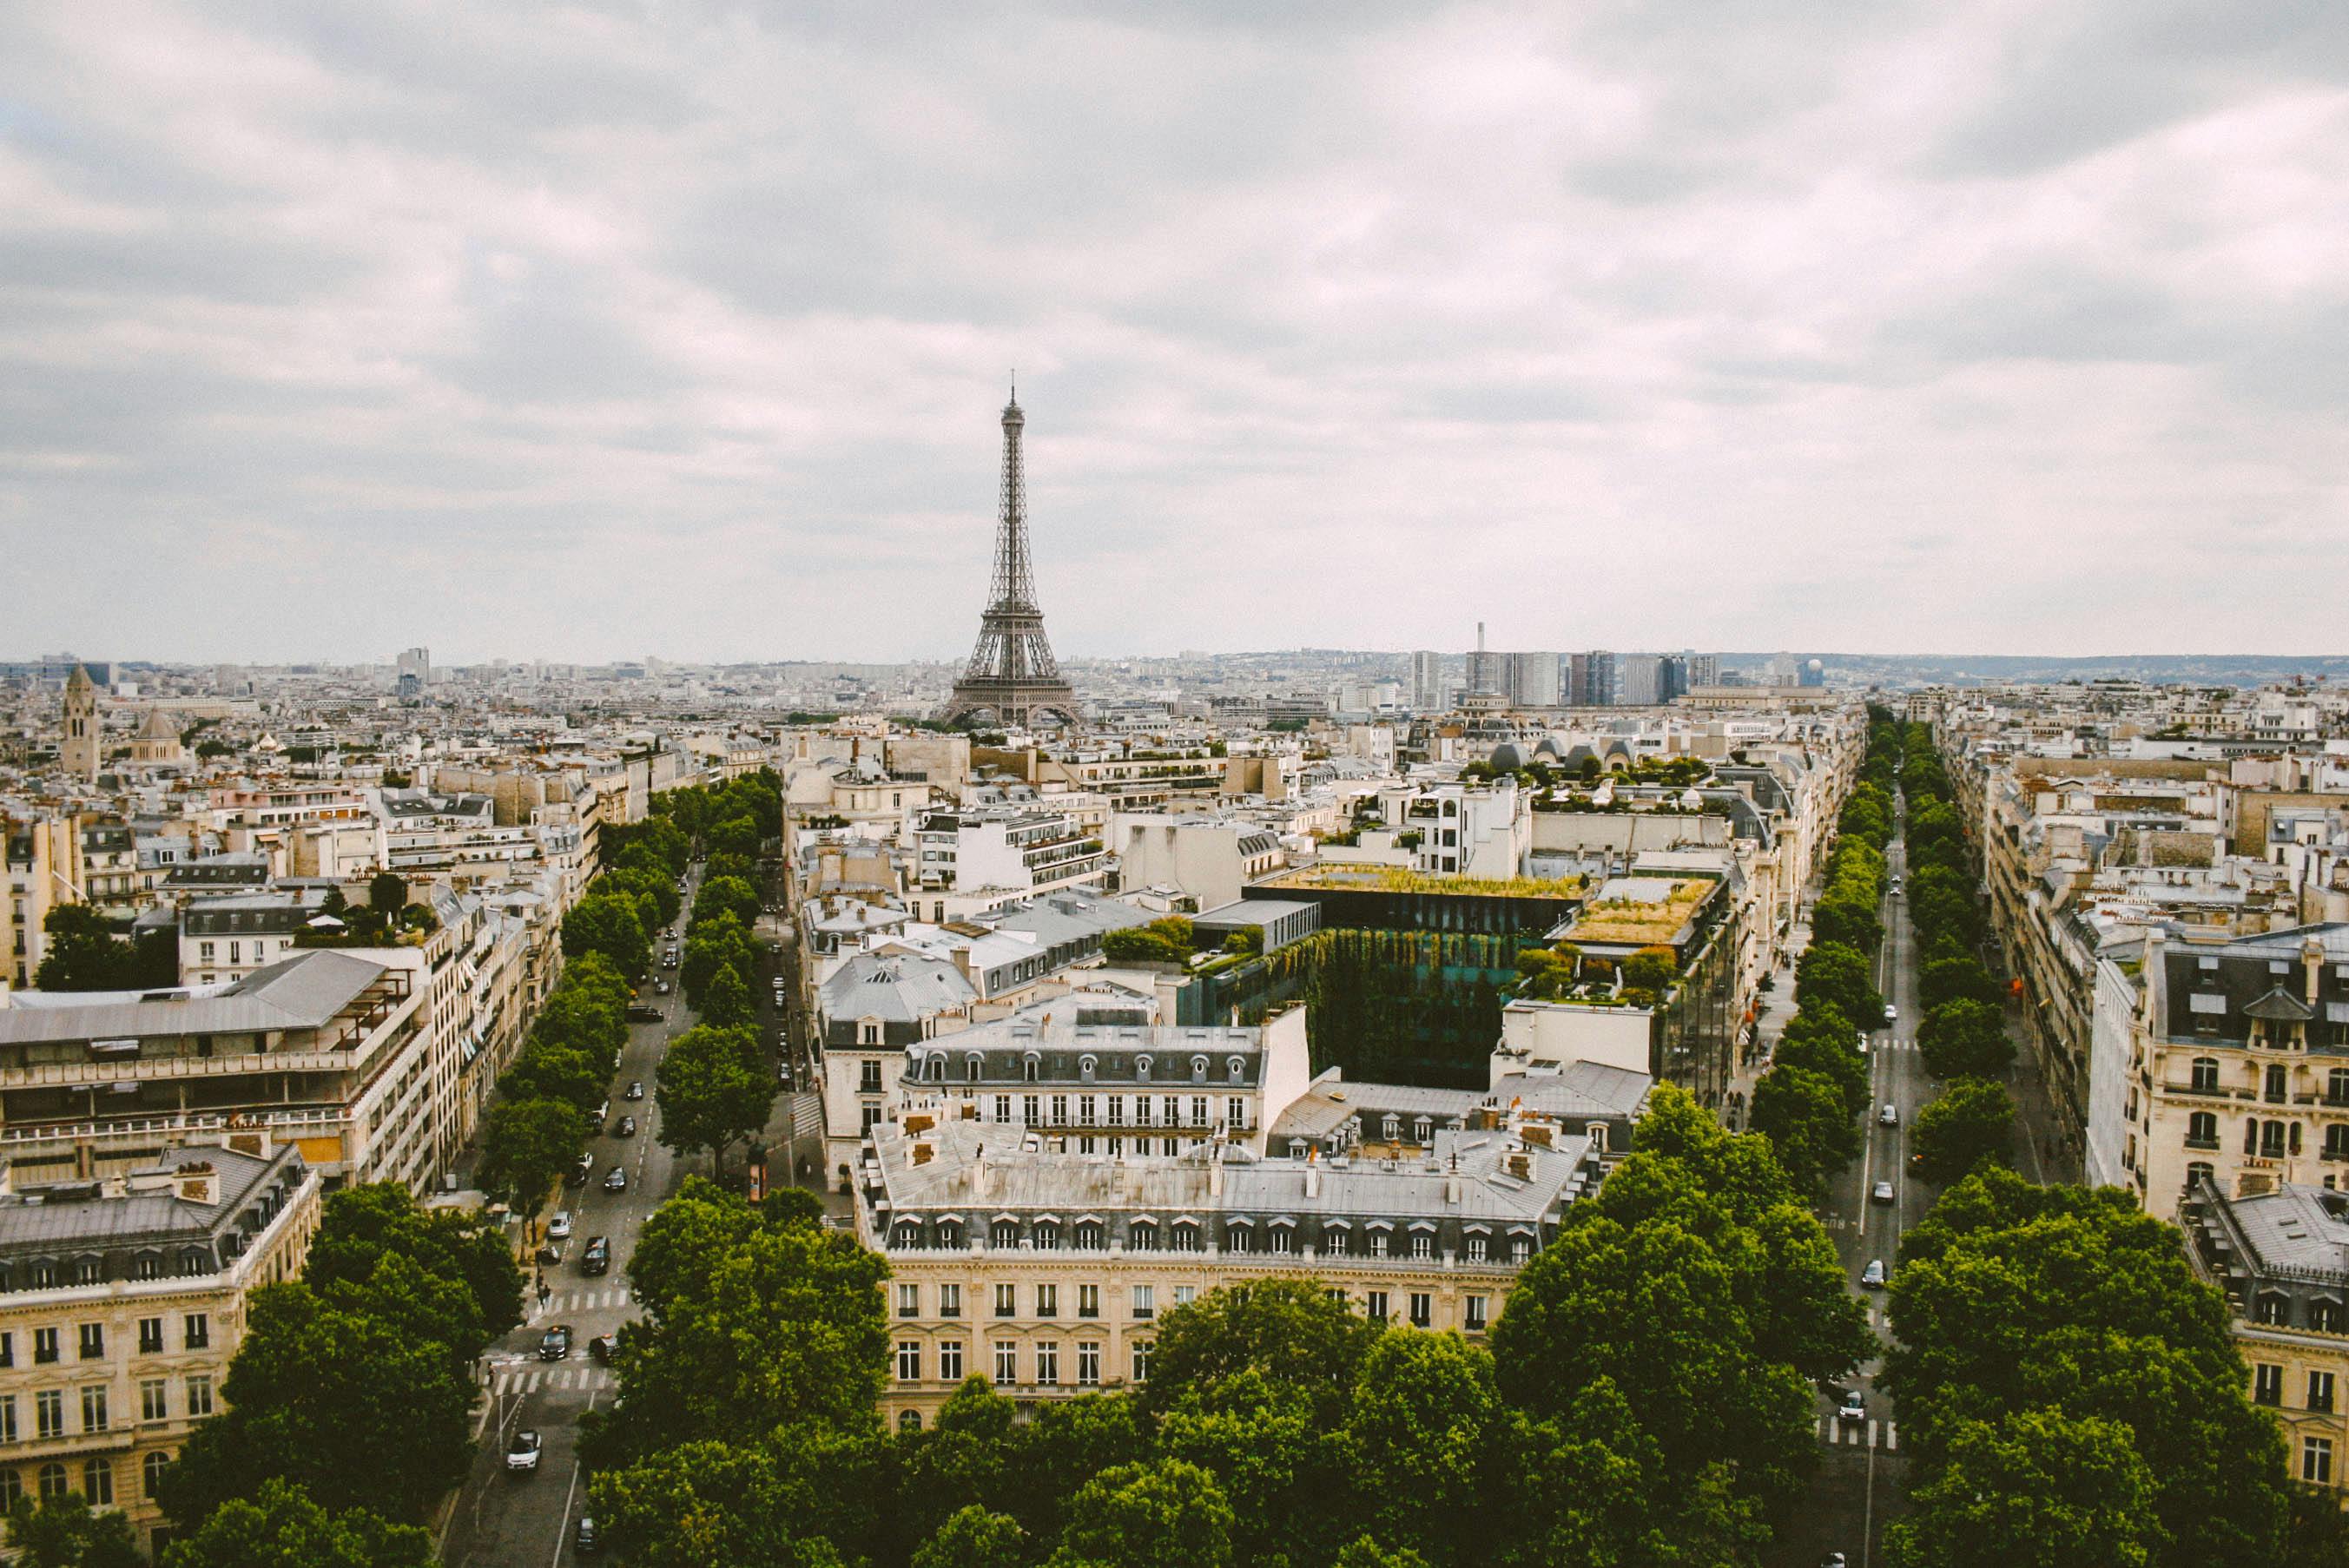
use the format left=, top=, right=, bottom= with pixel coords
left=5, top=3, right=2346, bottom=662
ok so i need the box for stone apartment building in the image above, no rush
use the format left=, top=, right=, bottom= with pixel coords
left=0, top=1141, right=320, bottom=1557
left=858, top=1117, right=1600, bottom=1429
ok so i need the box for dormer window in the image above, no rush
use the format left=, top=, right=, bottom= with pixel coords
left=1079, top=1056, right=1097, bottom=1083
left=1136, top=1056, right=1152, bottom=1084
left=1191, top=1056, right=1208, bottom=1083
left=965, top=1054, right=983, bottom=1083
left=1228, top=1057, right=1245, bottom=1084
left=1023, top=1055, right=1040, bottom=1084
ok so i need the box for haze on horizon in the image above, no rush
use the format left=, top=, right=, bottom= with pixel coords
left=3, top=2, right=2345, bottom=666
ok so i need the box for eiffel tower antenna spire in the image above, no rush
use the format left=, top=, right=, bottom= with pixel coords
left=941, top=386, right=1077, bottom=728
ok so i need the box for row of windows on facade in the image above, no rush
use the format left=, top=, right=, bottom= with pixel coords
left=0, top=1249, right=228, bottom=1292
left=2252, top=1363, right=2338, bottom=1415
left=2178, top=1112, right=2349, bottom=1160
left=0, top=1449, right=170, bottom=1512
left=887, top=1217, right=1534, bottom=1262
left=891, top=1280, right=1500, bottom=1326
left=906, top=1054, right=1254, bottom=1087
left=0, top=1373, right=214, bottom=1442
left=0, top=1315, right=209, bottom=1366
left=2180, top=1059, right=2349, bottom=1101
left=888, top=1289, right=1488, bottom=1395
left=2246, top=1294, right=2346, bottom=1333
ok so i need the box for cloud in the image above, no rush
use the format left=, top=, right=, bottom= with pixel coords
left=0, top=0, right=2344, bottom=663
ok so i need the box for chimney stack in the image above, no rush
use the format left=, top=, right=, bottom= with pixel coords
left=1209, top=1140, right=1224, bottom=1198
left=1443, top=1149, right=1462, bottom=1206
left=971, top=1143, right=988, bottom=1200
left=1304, top=1143, right=1321, bottom=1200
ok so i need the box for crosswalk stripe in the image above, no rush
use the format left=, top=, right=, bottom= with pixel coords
left=1885, top=1421, right=1898, bottom=1451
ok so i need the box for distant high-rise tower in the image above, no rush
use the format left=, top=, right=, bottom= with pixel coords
left=59, top=663, right=99, bottom=781
left=1409, top=651, right=1442, bottom=711
left=1504, top=651, right=1561, bottom=708
left=396, top=646, right=430, bottom=699
left=1465, top=623, right=1504, bottom=696
left=943, top=389, right=1078, bottom=728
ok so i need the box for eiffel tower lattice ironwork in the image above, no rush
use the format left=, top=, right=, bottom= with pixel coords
left=942, top=387, right=1078, bottom=727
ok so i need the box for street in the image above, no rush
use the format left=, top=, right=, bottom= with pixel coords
left=440, top=858, right=822, bottom=1567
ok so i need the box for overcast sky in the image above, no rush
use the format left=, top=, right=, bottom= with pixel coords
left=3, top=2, right=2345, bottom=666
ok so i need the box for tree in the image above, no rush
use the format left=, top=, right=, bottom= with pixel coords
left=1794, top=941, right=1883, bottom=1031
left=1156, top=1371, right=1340, bottom=1567
left=693, top=874, right=762, bottom=933
left=1101, top=928, right=1185, bottom=965
left=656, top=1024, right=771, bottom=1177
left=706, top=813, right=764, bottom=862
left=1810, top=893, right=1883, bottom=956
left=1883, top=1408, right=2162, bottom=1568
left=366, top=872, right=408, bottom=919
left=585, top=1433, right=872, bottom=1568
left=586, top=1177, right=888, bottom=1464
left=32, top=905, right=136, bottom=992
left=682, top=912, right=757, bottom=1007
left=564, top=889, right=650, bottom=978
left=1911, top=1077, right=2015, bottom=1184
left=300, top=1182, right=521, bottom=1354
left=1345, top=1330, right=1500, bottom=1565
left=1051, top=1459, right=1234, bottom=1568
left=1141, top=1277, right=1379, bottom=1423
left=1620, top=945, right=1678, bottom=994
left=3, top=1492, right=142, bottom=1568
left=160, top=1284, right=476, bottom=1528
left=477, top=1097, right=586, bottom=1223
left=1921, top=955, right=2001, bottom=1012
left=160, top=1477, right=433, bottom=1568
left=914, top=1506, right=1029, bottom=1568
left=1749, top=1064, right=1861, bottom=1196
left=1917, top=998, right=2016, bottom=1079
left=701, top=963, right=758, bottom=1031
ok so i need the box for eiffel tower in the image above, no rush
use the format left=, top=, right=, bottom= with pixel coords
left=942, top=387, right=1079, bottom=727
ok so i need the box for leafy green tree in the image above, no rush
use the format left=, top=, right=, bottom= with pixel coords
left=1921, top=954, right=2001, bottom=1012
left=656, top=1024, right=771, bottom=1177
left=701, top=963, right=758, bottom=1031
left=706, top=814, right=764, bottom=862
left=3, top=1491, right=142, bottom=1568
left=160, top=1478, right=432, bottom=1568
left=682, top=912, right=757, bottom=1007
left=32, top=905, right=137, bottom=992
left=300, top=1182, right=521, bottom=1351
left=366, top=871, right=408, bottom=919
left=1345, top=1330, right=1499, bottom=1565
left=1333, top=1535, right=1434, bottom=1568
left=1156, top=1371, right=1340, bottom=1568
left=478, top=1096, right=586, bottom=1222
left=1811, top=892, right=1883, bottom=956
left=566, top=889, right=651, bottom=977
left=498, top=1043, right=604, bottom=1116
left=1142, top=1277, right=1379, bottom=1423
left=604, top=866, right=682, bottom=929
left=1050, top=1459, right=1233, bottom=1568
left=1749, top=1064, right=1861, bottom=1196
left=588, top=1177, right=887, bottom=1464
left=914, top=1506, right=1029, bottom=1568
left=1911, top=1077, right=2015, bottom=1184
left=1917, top=998, right=2016, bottom=1079
left=1883, top=1408, right=2161, bottom=1568
left=1772, top=1016, right=1871, bottom=1119
left=1794, top=941, right=1883, bottom=1031
left=1006, top=1395, right=1149, bottom=1544
left=1100, top=928, right=1185, bottom=965
left=1619, top=945, right=1679, bottom=994
left=159, top=1284, right=475, bottom=1528
left=587, top=1433, right=871, bottom=1568
left=693, top=874, right=762, bottom=932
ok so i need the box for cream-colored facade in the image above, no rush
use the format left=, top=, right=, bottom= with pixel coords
left=0, top=1143, right=320, bottom=1554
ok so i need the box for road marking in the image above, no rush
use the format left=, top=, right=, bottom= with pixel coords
left=551, top=1392, right=597, bottom=1568
left=1885, top=1421, right=1898, bottom=1452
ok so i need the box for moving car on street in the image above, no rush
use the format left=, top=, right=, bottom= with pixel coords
left=538, top=1324, right=572, bottom=1362
left=1878, top=1102, right=1899, bottom=1126
left=1871, top=1180, right=1897, bottom=1205
left=1860, top=1259, right=1887, bottom=1289
left=505, top=1429, right=542, bottom=1475
left=614, top=1115, right=637, bottom=1138
left=603, top=1165, right=628, bottom=1193
left=1837, top=1389, right=1867, bottom=1426
left=625, top=1080, right=645, bottom=1100
left=546, top=1211, right=572, bottom=1242
left=582, top=1236, right=610, bottom=1276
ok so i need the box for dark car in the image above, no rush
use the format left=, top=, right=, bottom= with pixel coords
left=625, top=1005, right=662, bottom=1024
left=568, top=1151, right=593, bottom=1185
left=582, top=1236, right=610, bottom=1276
left=603, top=1166, right=628, bottom=1193
left=538, top=1324, right=572, bottom=1362
left=615, top=1115, right=637, bottom=1138
left=576, top=1515, right=600, bottom=1554
left=588, top=1333, right=617, bottom=1363
left=624, top=1079, right=645, bottom=1101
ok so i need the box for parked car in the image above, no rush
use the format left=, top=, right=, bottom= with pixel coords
left=625, top=1005, right=662, bottom=1023
left=604, top=1166, right=628, bottom=1193
left=1878, top=1103, right=1899, bottom=1127
left=533, top=1242, right=563, bottom=1267
left=615, top=1115, right=637, bottom=1138
left=776, top=1064, right=793, bottom=1088
left=1837, top=1389, right=1867, bottom=1425
left=569, top=1152, right=594, bottom=1185
left=576, top=1516, right=600, bottom=1554
left=595, top=1098, right=610, bottom=1123
left=547, top=1211, right=573, bottom=1242
left=654, top=978, right=670, bottom=995
left=1871, top=1180, right=1897, bottom=1206
left=1823, top=1554, right=1849, bottom=1568
left=538, top=1324, right=572, bottom=1362
left=505, top=1429, right=543, bottom=1474
left=582, top=1236, right=610, bottom=1276
left=625, top=1080, right=645, bottom=1101
left=1860, top=1259, right=1887, bottom=1290
left=588, top=1333, right=616, bottom=1363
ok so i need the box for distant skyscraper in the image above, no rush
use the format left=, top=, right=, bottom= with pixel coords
left=1465, top=623, right=1503, bottom=696
left=1410, top=650, right=1443, bottom=711
left=1659, top=656, right=1689, bottom=703
left=1618, top=655, right=1664, bottom=707
left=943, top=389, right=1078, bottom=728
left=59, top=663, right=99, bottom=781
left=1504, top=651, right=1560, bottom=708
left=396, top=646, right=430, bottom=699
left=1576, top=650, right=1617, bottom=706
left=1688, top=653, right=1719, bottom=688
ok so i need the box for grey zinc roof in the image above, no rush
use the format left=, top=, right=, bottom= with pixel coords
left=2224, top=1184, right=2349, bottom=1280
left=0, top=949, right=390, bottom=1045
left=818, top=952, right=979, bottom=1025
left=0, top=1146, right=294, bottom=1254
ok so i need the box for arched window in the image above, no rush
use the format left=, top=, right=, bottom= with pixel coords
left=927, top=1056, right=945, bottom=1082
left=2292, top=1123, right=2305, bottom=1156
left=1074, top=1221, right=1104, bottom=1251
left=36, top=1463, right=65, bottom=1501
left=1382, top=1114, right=1401, bottom=1141
left=1131, top=1221, right=1158, bottom=1251
left=2255, top=1293, right=2292, bottom=1327
left=1033, top=1222, right=1060, bottom=1251
left=2186, top=1160, right=2214, bottom=1190
left=1191, top=1056, right=1208, bottom=1083
left=0, top=1466, right=20, bottom=1510
left=1228, top=1057, right=1245, bottom=1084
left=2267, top=1064, right=2289, bottom=1103
left=965, top=1054, right=983, bottom=1083
left=1136, top=1056, right=1152, bottom=1084
left=2246, top=1119, right=2262, bottom=1156
left=898, top=1409, right=923, bottom=1433
left=990, top=1220, right=1019, bottom=1249
left=1023, top=1056, right=1039, bottom=1084
left=81, top=1458, right=111, bottom=1506
left=2192, top=1057, right=2220, bottom=1093
left=2187, top=1111, right=2218, bottom=1147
